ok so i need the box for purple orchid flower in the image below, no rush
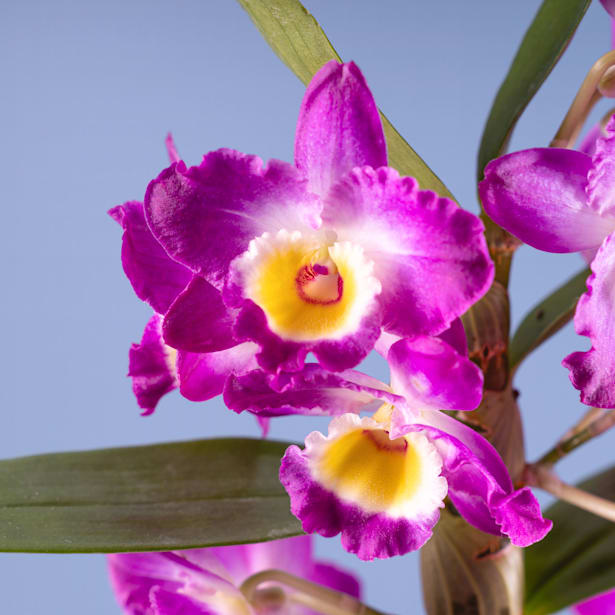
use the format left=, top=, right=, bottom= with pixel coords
left=144, top=61, right=493, bottom=375
left=574, top=588, right=615, bottom=614
left=110, top=138, right=259, bottom=416
left=225, top=327, right=551, bottom=560
left=107, top=535, right=360, bottom=615
left=479, top=115, right=615, bottom=408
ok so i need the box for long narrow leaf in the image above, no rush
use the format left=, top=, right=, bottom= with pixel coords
left=0, top=438, right=301, bottom=553
left=238, top=0, right=455, bottom=200
left=525, top=466, right=615, bottom=614
left=478, top=0, right=591, bottom=179
left=509, top=268, right=589, bottom=370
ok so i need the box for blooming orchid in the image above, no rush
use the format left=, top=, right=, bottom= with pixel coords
left=574, top=588, right=615, bottom=615
left=107, top=536, right=360, bottom=615
left=144, top=61, right=493, bottom=376
left=225, top=326, right=551, bottom=560
left=479, top=115, right=615, bottom=408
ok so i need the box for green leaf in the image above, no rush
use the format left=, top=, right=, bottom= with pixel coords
left=238, top=0, right=455, bottom=200
left=0, top=438, right=301, bottom=553
left=509, top=267, right=589, bottom=370
left=477, top=0, right=591, bottom=179
left=525, top=465, right=615, bottom=614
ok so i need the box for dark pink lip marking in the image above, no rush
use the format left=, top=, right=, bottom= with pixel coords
left=295, top=264, right=343, bottom=305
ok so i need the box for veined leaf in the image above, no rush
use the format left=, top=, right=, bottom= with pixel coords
left=525, top=465, right=615, bottom=614
left=238, top=0, right=455, bottom=200
left=478, top=0, right=591, bottom=179
left=509, top=268, right=589, bottom=370
left=0, top=438, right=301, bottom=553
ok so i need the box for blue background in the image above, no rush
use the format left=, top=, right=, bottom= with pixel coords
left=1, top=1, right=614, bottom=613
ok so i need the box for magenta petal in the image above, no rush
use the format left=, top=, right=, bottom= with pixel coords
left=601, top=0, right=615, bottom=18
left=411, top=415, right=551, bottom=545
left=574, top=589, right=615, bottom=615
left=588, top=115, right=615, bottom=216
left=163, top=276, right=237, bottom=353
left=387, top=336, right=483, bottom=412
left=150, top=587, right=217, bottom=615
left=145, top=150, right=320, bottom=288
left=109, top=201, right=191, bottom=314
left=480, top=148, right=615, bottom=252
left=177, top=342, right=258, bottom=402
left=563, top=232, right=615, bottom=407
left=325, top=167, right=493, bottom=337
left=280, top=445, right=438, bottom=560
left=437, top=318, right=468, bottom=356
left=491, top=487, right=554, bottom=548
left=128, top=315, right=177, bottom=416
left=310, top=563, right=361, bottom=599
left=295, top=61, right=386, bottom=197
left=224, top=364, right=400, bottom=417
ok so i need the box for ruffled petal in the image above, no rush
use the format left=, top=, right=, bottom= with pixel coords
left=294, top=61, right=386, bottom=197
left=163, top=276, right=238, bottom=353
left=387, top=336, right=483, bottom=413
left=145, top=150, right=320, bottom=288
left=128, top=315, right=177, bottom=416
left=224, top=364, right=401, bottom=417
left=177, top=342, right=258, bottom=402
left=407, top=414, right=551, bottom=546
left=109, top=201, right=191, bottom=314
left=480, top=148, right=615, bottom=252
left=588, top=115, right=615, bottom=216
left=325, top=167, right=493, bottom=337
left=280, top=414, right=446, bottom=560
left=563, top=232, right=615, bottom=407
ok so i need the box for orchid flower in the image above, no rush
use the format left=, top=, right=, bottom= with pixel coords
left=107, top=535, right=360, bottom=615
left=144, top=61, right=493, bottom=376
left=109, top=138, right=258, bottom=415
left=479, top=115, right=615, bottom=408
left=225, top=326, right=551, bottom=560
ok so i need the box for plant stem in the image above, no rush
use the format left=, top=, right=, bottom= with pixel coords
left=240, top=569, right=387, bottom=615
left=537, top=408, right=615, bottom=466
left=551, top=50, right=615, bottom=148
left=527, top=464, right=615, bottom=523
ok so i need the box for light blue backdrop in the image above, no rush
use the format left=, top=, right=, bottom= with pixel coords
left=1, top=1, right=613, bottom=613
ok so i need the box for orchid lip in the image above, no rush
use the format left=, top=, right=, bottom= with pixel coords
left=233, top=229, right=381, bottom=342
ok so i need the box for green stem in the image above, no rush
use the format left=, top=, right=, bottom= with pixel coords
left=536, top=409, right=615, bottom=466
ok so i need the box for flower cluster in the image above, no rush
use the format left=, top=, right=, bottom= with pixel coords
left=111, top=60, right=551, bottom=569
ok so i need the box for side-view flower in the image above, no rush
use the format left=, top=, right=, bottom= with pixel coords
left=479, top=115, right=615, bottom=408
left=108, top=535, right=360, bottom=615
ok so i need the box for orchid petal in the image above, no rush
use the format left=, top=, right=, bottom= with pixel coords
left=145, top=151, right=320, bottom=289
left=326, top=167, right=493, bottom=337
left=109, top=201, right=191, bottom=314
left=163, top=276, right=237, bottom=353
left=294, top=61, right=386, bottom=198
left=407, top=417, right=551, bottom=546
left=177, top=342, right=258, bottom=402
left=563, top=232, right=615, bottom=407
left=128, top=315, right=177, bottom=416
left=480, top=148, right=615, bottom=252
left=224, top=364, right=400, bottom=417
left=588, top=115, right=615, bottom=217
left=387, top=336, right=483, bottom=413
